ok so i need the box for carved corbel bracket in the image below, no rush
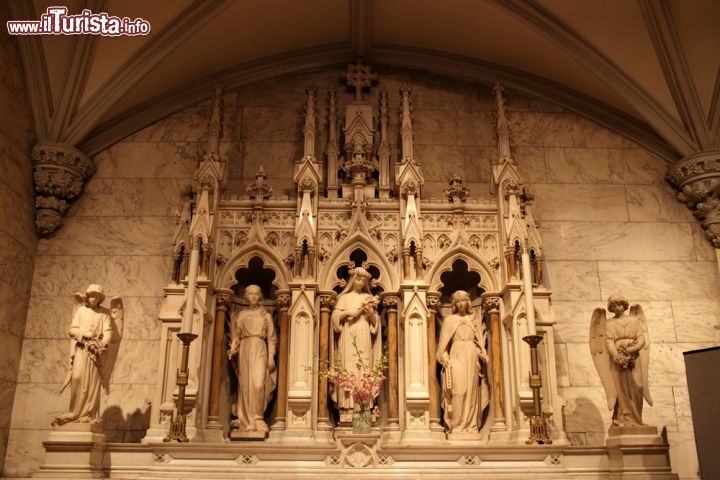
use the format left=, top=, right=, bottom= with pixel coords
left=667, top=150, right=720, bottom=246
left=32, top=143, right=96, bottom=236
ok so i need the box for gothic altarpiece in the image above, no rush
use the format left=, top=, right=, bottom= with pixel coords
left=38, top=64, right=677, bottom=479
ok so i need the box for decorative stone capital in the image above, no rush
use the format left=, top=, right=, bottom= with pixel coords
left=32, top=143, right=95, bottom=236
left=481, top=294, right=501, bottom=313
left=667, top=150, right=720, bottom=246
left=381, top=294, right=400, bottom=311
left=214, top=289, right=234, bottom=309
left=319, top=292, right=336, bottom=311
left=275, top=291, right=291, bottom=310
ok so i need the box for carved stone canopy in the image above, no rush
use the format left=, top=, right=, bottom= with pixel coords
left=667, top=150, right=720, bottom=246
left=32, top=143, right=95, bottom=236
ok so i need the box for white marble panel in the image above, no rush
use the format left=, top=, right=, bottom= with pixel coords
left=554, top=343, right=570, bottom=387
left=10, top=383, right=64, bottom=429
left=642, top=386, right=677, bottom=431
left=0, top=230, right=36, bottom=295
left=241, top=142, right=300, bottom=180
left=626, top=184, right=695, bottom=222
left=413, top=109, right=494, bottom=146
left=671, top=300, right=720, bottom=342
left=110, top=340, right=159, bottom=385
left=672, top=386, right=693, bottom=433
left=559, top=386, right=612, bottom=434
left=0, top=184, right=36, bottom=247
left=378, top=72, right=493, bottom=112
left=545, top=221, right=696, bottom=262
left=545, top=147, right=623, bottom=184
left=598, top=261, right=720, bottom=301
left=691, top=222, right=716, bottom=261
left=508, top=112, right=636, bottom=149
left=123, top=106, right=210, bottom=143
left=23, top=295, right=74, bottom=339
left=93, top=141, right=201, bottom=180
left=3, top=428, right=48, bottom=477
left=106, top=255, right=171, bottom=298
left=0, top=281, right=32, bottom=337
left=607, top=148, right=668, bottom=185
left=234, top=75, right=320, bottom=108
left=544, top=260, right=602, bottom=301
left=413, top=145, right=492, bottom=182
left=532, top=185, right=629, bottom=222
left=0, top=138, right=34, bottom=203
left=0, top=332, right=21, bottom=383
left=31, top=256, right=108, bottom=298
left=648, top=343, right=716, bottom=387
left=36, top=216, right=175, bottom=256
left=565, top=343, right=601, bottom=387
left=514, top=146, right=547, bottom=183
left=16, top=338, right=68, bottom=384
left=0, top=379, right=16, bottom=430
left=665, top=431, right=699, bottom=480
left=242, top=106, right=303, bottom=142
left=120, top=297, right=163, bottom=341
left=73, top=178, right=189, bottom=217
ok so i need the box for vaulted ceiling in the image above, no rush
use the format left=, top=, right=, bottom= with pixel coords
left=10, top=0, right=720, bottom=162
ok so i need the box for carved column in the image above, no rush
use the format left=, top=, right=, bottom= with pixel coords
left=317, top=292, right=336, bottom=429
left=414, top=250, right=423, bottom=279
left=207, top=289, right=233, bottom=430
left=182, top=250, right=190, bottom=279
left=32, top=143, right=96, bottom=236
left=505, top=249, right=516, bottom=280
left=426, top=293, right=441, bottom=428
left=667, top=150, right=720, bottom=246
left=402, top=248, right=411, bottom=278
left=200, top=243, right=211, bottom=277
left=482, top=293, right=506, bottom=430
left=382, top=294, right=400, bottom=429
left=273, top=291, right=291, bottom=429
left=532, top=254, right=543, bottom=287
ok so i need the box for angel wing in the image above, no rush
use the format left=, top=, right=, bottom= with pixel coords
left=110, top=297, right=124, bottom=343
left=629, top=304, right=653, bottom=406
left=589, top=307, right=616, bottom=410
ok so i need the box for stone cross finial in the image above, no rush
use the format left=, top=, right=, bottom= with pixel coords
left=342, top=60, right=378, bottom=100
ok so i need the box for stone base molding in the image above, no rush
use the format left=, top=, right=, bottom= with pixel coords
left=32, top=143, right=95, bottom=236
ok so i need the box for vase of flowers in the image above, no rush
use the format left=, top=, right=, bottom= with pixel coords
left=321, top=337, right=387, bottom=433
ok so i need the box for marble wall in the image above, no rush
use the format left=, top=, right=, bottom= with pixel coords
left=0, top=4, right=37, bottom=476
left=4, top=65, right=715, bottom=479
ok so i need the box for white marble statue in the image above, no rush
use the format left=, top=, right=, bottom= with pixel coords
left=330, top=267, right=382, bottom=421
left=53, top=284, right=123, bottom=426
left=227, top=285, right=277, bottom=434
left=436, top=290, right=489, bottom=435
left=590, top=294, right=653, bottom=427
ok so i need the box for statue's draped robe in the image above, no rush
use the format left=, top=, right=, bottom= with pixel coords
left=56, top=305, right=113, bottom=424
left=231, top=307, right=277, bottom=430
left=331, top=291, right=381, bottom=412
left=436, top=314, right=488, bottom=433
left=606, top=315, right=646, bottom=426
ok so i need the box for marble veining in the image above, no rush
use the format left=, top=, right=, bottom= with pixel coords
left=413, top=109, right=494, bottom=146
left=93, top=141, right=201, bottom=179
left=532, top=184, right=629, bottom=222
left=31, top=256, right=109, bottom=297
left=0, top=283, right=34, bottom=337
left=508, top=112, right=636, bottom=149
left=413, top=144, right=492, bottom=183
left=241, top=106, right=303, bottom=142
left=626, top=184, right=696, bottom=222
left=671, top=301, right=720, bottom=342
left=106, top=255, right=171, bottom=297
left=543, top=261, right=602, bottom=301
left=72, top=178, right=190, bottom=217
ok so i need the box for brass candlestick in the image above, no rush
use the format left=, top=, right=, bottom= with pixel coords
left=523, top=334, right=552, bottom=445
left=164, top=332, right=198, bottom=442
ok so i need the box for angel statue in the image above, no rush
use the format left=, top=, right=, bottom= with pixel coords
left=590, top=294, right=653, bottom=428
left=53, top=284, right=124, bottom=426
left=436, top=290, right=489, bottom=436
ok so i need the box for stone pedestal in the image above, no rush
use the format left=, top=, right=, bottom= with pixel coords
left=35, top=423, right=107, bottom=478
left=606, top=426, right=679, bottom=480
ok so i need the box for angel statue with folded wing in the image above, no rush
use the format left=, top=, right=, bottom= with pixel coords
left=590, top=294, right=652, bottom=427
left=53, top=284, right=124, bottom=426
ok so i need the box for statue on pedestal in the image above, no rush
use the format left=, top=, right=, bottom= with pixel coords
left=436, top=290, right=489, bottom=435
left=590, top=294, right=653, bottom=428
left=330, top=267, right=382, bottom=422
left=53, top=284, right=123, bottom=427
left=227, top=285, right=277, bottom=436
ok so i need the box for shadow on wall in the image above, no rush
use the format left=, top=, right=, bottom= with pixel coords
left=564, top=395, right=606, bottom=446
left=102, top=403, right=151, bottom=442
